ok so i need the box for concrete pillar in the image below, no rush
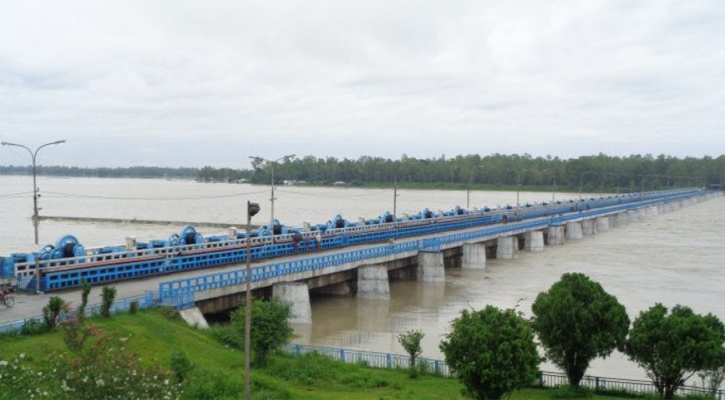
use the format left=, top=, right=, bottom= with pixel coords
left=596, top=217, right=610, bottom=232
left=582, top=219, right=595, bottom=236
left=617, top=212, right=629, bottom=226
left=496, top=236, right=518, bottom=259
left=636, top=208, right=646, bottom=220
left=417, top=251, right=445, bottom=282
left=357, top=264, right=390, bottom=299
left=566, top=222, right=583, bottom=240
left=524, top=231, right=545, bottom=252
left=462, top=243, right=487, bottom=269
left=657, top=204, right=665, bottom=214
left=273, top=282, right=312, bottom=324
left=646, top=206, right=658, bottom=217
left=179, top=307, right=209, bottom=329
left=126, top=236, right=137, bottom=251
left=627, top=210, right=638, bottom=222
left=547, top=225, right=566, bottom=246
left=610, top=214, right=620, bottom=228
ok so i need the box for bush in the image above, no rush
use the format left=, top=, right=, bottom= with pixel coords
left=100, top=286, right=117, bottom=317
left=42, top=296, right=69, bottom=331
left=170, top=350, right=194, bottom=383
left=129, top=300, right=139, bottom=315
left=20, top=319, right=46, bottom=336
left=397, top=330, right=424, bottom=378
left=550, top=385, right=594, bottom=399
left=231, top=298, right=293, bottom=366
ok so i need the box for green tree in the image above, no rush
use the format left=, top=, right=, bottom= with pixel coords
left=397, top=330, right=425, bottom=378
left=42, top=296, right=69, bottom=331
left=231, top=297, right=293, bottom=366
left=531, top=273, right=630, bottom=387
left=440, top=306, right=541, bottom=400
left=625, top=304, right=725, bottom=399
left=100, top=286, right=117, bottom=317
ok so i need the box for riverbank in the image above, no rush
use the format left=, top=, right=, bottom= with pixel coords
left=0, top=307, right=687, bottom=400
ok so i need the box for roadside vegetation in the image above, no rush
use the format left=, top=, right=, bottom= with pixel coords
left=1, top=273, right=723, bottom=399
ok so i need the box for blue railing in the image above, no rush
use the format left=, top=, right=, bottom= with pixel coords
left=0, top=291, right=157, bottom=334
left=26, top=189, right=705, bottom=291
left=283, top=344, right=725, bottom=399
left=158, top=191, right=706, bottom=308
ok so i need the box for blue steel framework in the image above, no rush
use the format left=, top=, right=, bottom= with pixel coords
left=2, top=189, right=704, bottom=292
left=157, top=190, right=700, bottom=308
left=282, top=344, right=724, bottom=399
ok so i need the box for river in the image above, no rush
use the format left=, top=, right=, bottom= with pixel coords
left=1, top=175, right=723, bottom=382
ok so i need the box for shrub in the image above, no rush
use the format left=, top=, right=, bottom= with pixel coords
left=550, top=385, right=594, bottom=399
left=231, top=298, right=293, bottom=366
left=42, top=296, right=69, bottom=331
left=170, top=350, right=194, bottom=383
left=100, top=286, right=117, bottom=317
left=397, top=329, right=424, bottom=378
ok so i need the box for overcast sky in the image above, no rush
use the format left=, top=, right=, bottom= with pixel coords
left=0, top=1, right=723, bottom=168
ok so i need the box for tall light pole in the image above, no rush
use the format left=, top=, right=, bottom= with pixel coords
left=506, top=168, right=521, bottom=208
left=579, top=171, right=596, bottom=200
left=2, top=140, right=66, bottom=245
left=249, top=154, right=295, bottom=237
left=244, top=201, right=260, bottom=400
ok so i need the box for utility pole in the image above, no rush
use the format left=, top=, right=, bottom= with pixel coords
left=244, top=201, right=260, bottom=400
left=249, top=154, right=295, bottom=238
left=2, top=140, right=65, bottom=245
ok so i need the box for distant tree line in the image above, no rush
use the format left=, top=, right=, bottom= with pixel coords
left=237, top=153, right=724, bottom=191
left=0, top=165, right=198, bottom=179
left=2, top=153, right=722, bottom=190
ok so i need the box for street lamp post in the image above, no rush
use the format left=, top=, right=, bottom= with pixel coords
left=244, top=201, right=260, bottom=400
left=249, top=154, right=295, bottom=237
left=506, top=168, right=521, bottom=208
left=1, top=140, right=66, bottom=245
left=579, top=171, right=596, bottom=200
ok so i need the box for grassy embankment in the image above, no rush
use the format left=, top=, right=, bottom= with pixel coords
left=0, top=308, right=645, bottom=399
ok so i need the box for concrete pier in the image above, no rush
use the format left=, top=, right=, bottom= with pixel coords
left=627, top=210, right=639, bottom=222
left=582, top=219, right=596, bottom=236
left=596, top=217, right=610, bottom=232
left=566, top=222, right=583, bottom=240
left=496, top=236, right=518, bottom=259
left=547, top=225, right=566, bottom=246
left=179, top=307, right=209, bottom=329
left=462, top=243, right=487, bottom=269
left=357, top=265, right=390, bottom=299
left=273, top=282, right=312, bottom=324
left=417, top=252, right=445, bottom=282
left=646, top=206, right=659, bottom=217
left=524, top=231, right=544, bottom=252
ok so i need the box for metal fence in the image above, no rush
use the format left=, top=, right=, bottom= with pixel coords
left=283, top=344, right=724, bottom=399
left=157, top=192, right=687, bottom=309
left=0, top=291, right=158, bottom=334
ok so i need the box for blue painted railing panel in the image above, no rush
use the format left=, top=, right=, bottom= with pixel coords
left=40, top=190, right=705, bottom=291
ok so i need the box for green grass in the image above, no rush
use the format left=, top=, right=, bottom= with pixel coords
left=0, top=308, right=671, bottom=400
